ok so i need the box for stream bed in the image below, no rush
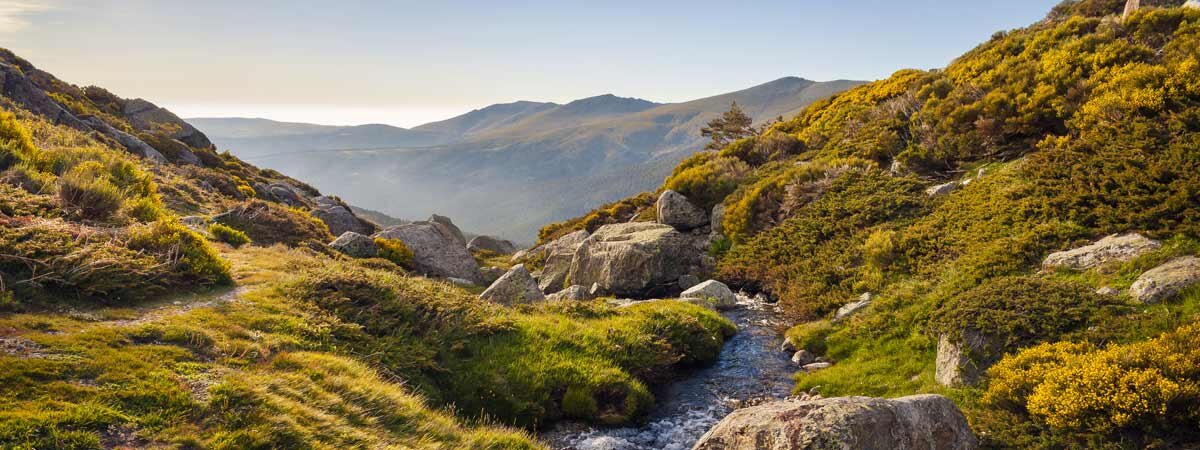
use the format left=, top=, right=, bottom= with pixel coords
left=542, top=295, right=796, bottom=450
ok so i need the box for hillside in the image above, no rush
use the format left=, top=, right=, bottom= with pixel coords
left=545, top=1, right=1200, bottom=448
left=0, top=48, right=735, bottom=448
left=193, top=77, right=863, bottom=241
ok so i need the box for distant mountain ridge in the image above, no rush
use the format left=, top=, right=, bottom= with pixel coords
left=189, top=77, right=864, bottom=241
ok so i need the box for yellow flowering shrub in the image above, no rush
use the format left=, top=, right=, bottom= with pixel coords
left=988, top=322, right=1200, bottom=436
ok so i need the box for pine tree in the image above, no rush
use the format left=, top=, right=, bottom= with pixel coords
left=701, top=102, right=757, bottom=150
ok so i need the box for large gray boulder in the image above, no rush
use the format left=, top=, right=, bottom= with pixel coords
left=547, top=285, right=592, bottom=302
left=430, top=214, right=468, bottom=247
left=681, top=280, right=737, bottom=310
left=330, top=232, right=377, bottom=258
left=694, top=394, right=978, bottom=450
left=935, top=331, right=1004, bottom=387
left=480, top=264, right=545, bottom=305
left=1042, top=233, right=1161, bottom=271
left=567, top=222, right=709, bottom=298
left=536, top=230, right=591, bottom=294
left=656, top=190, right=708, bottom=231
left=374, top=217, right=480, bottom=282
left=312, top=202, right=374, bottom=237
left=468, top=235, right=517, bottom=255
left=1129, top=256, right=1200, bottom=304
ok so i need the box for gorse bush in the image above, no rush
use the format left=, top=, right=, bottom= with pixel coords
left=0, top=110, right=35, bottom=170
left=208, top=223, right=250, bottom=248
left=127, top=219, right=232, bottom=286
left=213, top=200, right=331, bottom=247
left=374, top=237, right=414, bottom=269
left=663, top=154, right=750, bottom=211
left=987, top=322, right=1200, bottom=444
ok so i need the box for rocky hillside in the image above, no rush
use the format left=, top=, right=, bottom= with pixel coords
left=0, top=48, right=739, bottom=449
left=545, top=1, right=1200, bottom=448
left=191, top=77, right=862, bottom=242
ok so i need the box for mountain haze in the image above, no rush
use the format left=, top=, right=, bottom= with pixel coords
left=192, top=77, right=863, bottom=241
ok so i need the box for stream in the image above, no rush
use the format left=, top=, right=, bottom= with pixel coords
left=542, top=294, right=796, bottom=450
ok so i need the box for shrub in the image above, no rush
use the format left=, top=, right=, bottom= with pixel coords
left=123, top=195, right=166, bottom=222
left=0, top=109, right=35, bottom=170
left=987, top=322, right=1200, bottom=444
left=212, top=200, right=331, bottom=247
left=932, top=276, right=1121, bottom=353
left=56, top=161, right=122, bottom=220
left=374, top=238, right=413, bottom=269
left=1, top=163, right=55, bottom=194
left=209, top=223, right=251, bottom=248
left=127, top=219, right=232, bottom=286
left=663, top=156, right=750, bottom=211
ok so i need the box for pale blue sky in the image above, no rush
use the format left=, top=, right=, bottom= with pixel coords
left=3, top=0, right=1059, bottom=127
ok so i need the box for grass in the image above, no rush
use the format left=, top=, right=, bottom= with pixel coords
left=0, top=243, right=735, bottom=448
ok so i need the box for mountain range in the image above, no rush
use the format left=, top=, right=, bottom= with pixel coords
left=189, top=77, right=863, bottom=242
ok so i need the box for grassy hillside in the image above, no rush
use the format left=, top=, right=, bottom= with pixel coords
left=550, top=1, right=1200, bottom=448
left=0, top=50, right=735, bottom=448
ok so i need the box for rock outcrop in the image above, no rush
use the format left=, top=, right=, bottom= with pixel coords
left=567, top=223, right=709, bottom=298
left=693, top=394, right=978, bottom=450
left=468, top=235, right=518, bottom=255
left=835, top=293, right=872, bottom=320
left=1042, top=233, right=1161, bottom=271
left=374, top=216, right=481, bottom=282
left=312, top=196, right=375, bottom=237
left=122, top=98, right=213, bottom=149
left=1129, top=256, right=1200, bottom=304
left=547, top=285, right=592, bottom=301
left=656, top=190, right=708, bottom=231
left=330, top=232, right=378, bottom=258
left=925, top=181, right=960, bottom=197
left=480, top=264, right=545, bottom=305
left=681, top=280, right=737, bottom=310
left=935, top=331, right=1003, bottom=387
left=536, top=230, right=590, bottom=294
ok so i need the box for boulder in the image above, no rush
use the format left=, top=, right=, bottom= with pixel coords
left=480, top=264, right=545, bottom=305
left=1128, top=256, right=1200, bottom=304
left=330, top=232, right=378, bottom=258
left=655, top=190, right=707, bottom=231
left=80, top=117, right=168, bottom=163
left=791, top=349, right=816, bottom=366
left=935, top=331, right=1004, bottom=387
left=781, top=336, right=798, bottom=353
left=710, top=203, right=726, bottom=236
left=681, top=280, right=738, bottom=310
left=547, top=285, right=592, bottom=301
left=1042, top=233, right=1161, bottom=271
left=468, top=235, right=517, bottom=255
left=429, top=214, right=468, bottom=247
left=122, top=98, right=214, bottom=149
left=312, top=203, right=374, bottom=237
left=835, top=293, right=872, bottom=320
left=693, top=394, right=979, bottom=450
left=537, top=230, right=590, bottom=294
left=925, top=181, right=960, bottom=197
left=265, top=182, right=310, bottom=207
left=568, top=223, right=708, bottom=298
left=374, top=218, right=481, bottom=282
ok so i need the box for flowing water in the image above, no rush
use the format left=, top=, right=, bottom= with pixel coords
left=542, top=295, right=796, bottom=450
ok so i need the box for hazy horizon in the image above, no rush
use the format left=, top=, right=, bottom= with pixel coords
left=4, top=0, right=1058, bottom=127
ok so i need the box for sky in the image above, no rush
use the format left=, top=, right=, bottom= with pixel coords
left=2, top=0, right=1059, bottom=127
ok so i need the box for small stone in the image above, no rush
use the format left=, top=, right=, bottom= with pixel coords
left=834, top=293, right=872, bottom=320
left=802, top=362, right=833, bottom=371
left=1095, top=286, right=1120, bottom=296
left=792, top=350, right=816, bottom=366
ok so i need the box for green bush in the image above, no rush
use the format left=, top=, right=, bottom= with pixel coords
left=127, top=219, right=232, bottom=286
left=56, top=161, right=122, bottom=220
left=374, top=237, right=413, bottom=269
left=212, top=200, right=331, bottom=247
left=208, top=223, right=251, bottom=248
left=663, top=155, right=750, bottom=211
left=931, top=276, right=1123, bottom=358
